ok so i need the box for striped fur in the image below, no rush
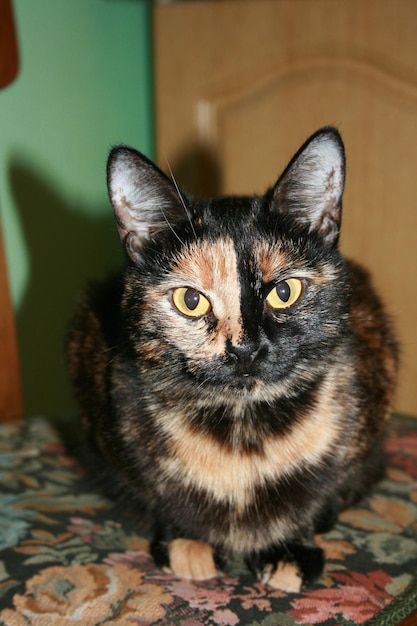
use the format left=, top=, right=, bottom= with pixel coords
left=67, top=128, right=398, bottom=591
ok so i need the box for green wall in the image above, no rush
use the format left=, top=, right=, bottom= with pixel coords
left=0, top=1, right=154, bottom=420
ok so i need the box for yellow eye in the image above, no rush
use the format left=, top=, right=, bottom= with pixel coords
left=266, top=278, right=303, bottom=310
left=172, top=287, right=211, bottom=318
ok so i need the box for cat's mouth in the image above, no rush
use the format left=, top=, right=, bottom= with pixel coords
left=229, top=374, right=261, bottom=394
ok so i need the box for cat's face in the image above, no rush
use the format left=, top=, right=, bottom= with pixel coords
left=108, top=128, right=348, bottom=402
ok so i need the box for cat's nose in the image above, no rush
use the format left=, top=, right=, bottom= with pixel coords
left=226, top=341, right=263, bottom=374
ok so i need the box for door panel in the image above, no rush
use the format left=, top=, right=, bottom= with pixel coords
left=154, top=0, right=417, bottom=415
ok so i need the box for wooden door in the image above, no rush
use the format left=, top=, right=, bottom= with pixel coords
left=154, top=0, right=417, bottom=416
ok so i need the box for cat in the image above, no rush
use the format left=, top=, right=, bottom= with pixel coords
left=67, top=127, right=398, bottom=592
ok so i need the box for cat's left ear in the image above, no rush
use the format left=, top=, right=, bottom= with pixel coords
left=107, top=146, right=186, bottom=262
left=272, top=127, right=345, bottom=246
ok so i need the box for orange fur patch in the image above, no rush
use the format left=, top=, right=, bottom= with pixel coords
left=255, top=240, right=338, bottom=285
left=167, top=539, right=218, bottom=580
left=174, top=238, right=243, bottom=345
left=256, top=241, right=290, bottom=284
left=266, top=562, right=303, bottom=592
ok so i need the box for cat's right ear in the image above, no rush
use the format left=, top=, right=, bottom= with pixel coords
left=107, top=146, right=186, bottom=262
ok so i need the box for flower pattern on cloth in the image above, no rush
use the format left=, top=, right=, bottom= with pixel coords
left=0, top=415, right=416, bottom=626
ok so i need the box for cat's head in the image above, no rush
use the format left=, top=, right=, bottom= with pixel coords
left=107, top=128, right=349, bottom=402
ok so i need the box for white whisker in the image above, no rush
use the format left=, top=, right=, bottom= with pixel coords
left=165, top=158, right=198, bottom=241
left=160, top=206, right=185, bottom=246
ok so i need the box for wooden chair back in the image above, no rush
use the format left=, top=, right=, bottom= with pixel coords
left=0, top=0, right=22, bottom=420
left=0, top=226, right=22, bottom=420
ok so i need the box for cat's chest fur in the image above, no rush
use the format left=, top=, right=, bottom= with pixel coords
left=155, top=371, right=347, bottom=507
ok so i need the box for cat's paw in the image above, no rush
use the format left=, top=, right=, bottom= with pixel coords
left=246, top=542, right=324, bottom=592
left=262, top=562, right=303, bottom=593
left=167, top=538, right=218, bottom=580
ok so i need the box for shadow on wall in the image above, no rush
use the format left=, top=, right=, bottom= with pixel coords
left=9, top=158, right=123, bottom=421
left=169, top=143, right=223, bottom=199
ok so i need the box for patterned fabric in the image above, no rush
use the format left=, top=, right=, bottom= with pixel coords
left=0, top=415, right=416, bottom=625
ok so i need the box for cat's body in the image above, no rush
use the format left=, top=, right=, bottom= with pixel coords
left=67, top=128, right=398, bottom=592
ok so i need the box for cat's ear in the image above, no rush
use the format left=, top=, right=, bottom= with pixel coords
left=272, top=127, right=345, bottom=246
left=107, top=146, right=186, bottom=262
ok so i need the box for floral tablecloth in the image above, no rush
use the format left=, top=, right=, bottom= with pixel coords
left=0, top=415, right=416, bottom=625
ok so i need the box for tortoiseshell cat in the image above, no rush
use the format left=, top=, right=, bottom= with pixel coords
left=68, top=128, right=398, bottom=592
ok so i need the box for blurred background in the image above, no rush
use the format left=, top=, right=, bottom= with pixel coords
left=0, top=1, right=153, bottom=421
left=1, top=0, right=416, bottom=422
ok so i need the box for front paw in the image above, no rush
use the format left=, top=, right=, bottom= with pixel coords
left=167, top=538, right=218, bottom=580
left=246, top=543, right=324, bottom=592
left=263, top=561, right=304, bottom=592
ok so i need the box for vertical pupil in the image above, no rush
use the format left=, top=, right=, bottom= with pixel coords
left=184, top=288, right=200, bottom=310
left=277, top=281, right=290, bottom=302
